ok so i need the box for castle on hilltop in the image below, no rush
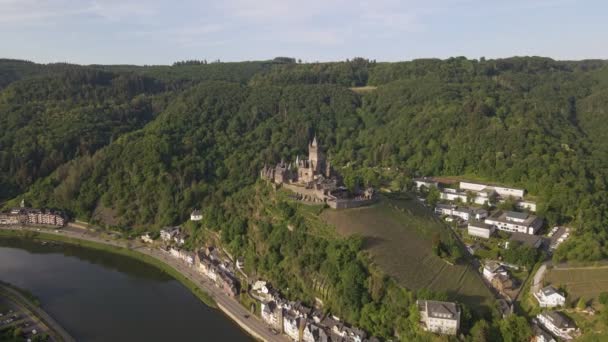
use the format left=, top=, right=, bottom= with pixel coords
left=260, top=136, right=375, bottom=209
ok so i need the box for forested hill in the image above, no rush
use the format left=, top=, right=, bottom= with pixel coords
left=2, top=56, right=608, bottom=262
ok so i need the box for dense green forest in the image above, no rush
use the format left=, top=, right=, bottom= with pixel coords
left=2, top=56, right=608, bottom=340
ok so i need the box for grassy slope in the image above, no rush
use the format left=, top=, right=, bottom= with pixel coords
left=0, top=230, right=216, bottom=308
left=545, top=267, right=608, bottom=307
left=321, top=194, right=495, bottom=313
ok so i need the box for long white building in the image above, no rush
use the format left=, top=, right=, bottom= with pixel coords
left=460, top=181, right=525, bottom=199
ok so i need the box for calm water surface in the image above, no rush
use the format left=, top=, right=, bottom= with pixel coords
left=0, top=238, right=251, bottom=342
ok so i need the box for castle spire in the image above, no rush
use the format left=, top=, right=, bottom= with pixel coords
left=311, top=135, right=318, bottom=147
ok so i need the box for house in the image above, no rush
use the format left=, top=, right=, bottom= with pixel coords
left=140, top=232, right=154, bottom=244
left=0, top=214, right=19, bottom=225
left=492, top=274, right=515, bottom=292
left=534, top=286, right=566, bottom=308
left=468, top=221, right=495, bottom=239
left=302, top=320, right=330, bottom=342
left=417, top=300, right=461, bottom=335
left=261, top=301, right=283, bottom=331
left=217, top=271, right=239, bottom=296
left=196, top=252, right=218, bottom=281
left=508, top=232, right=544, bottom=249
left=413, top=177, right=439, bottom=191
left=190, top=209, right=203, bottom=221
left=482, top=261, right=508, bottom=281
left=173, top=232, right=188, bottom=246
left=160, top=226, right=181, bottom=242
left=253, top=280, right=272, bottom=294
left=283, top=312, right=302, bottom=341
left=440, top=187, right=496, bottom=206
left=484, top=210, right=543, bottom=235
left=536, top=311, right=578, bottom=340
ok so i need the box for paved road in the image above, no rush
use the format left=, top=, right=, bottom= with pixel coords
left=2, top=226, right=287, bottom=342
left=531, top=262, right=549, bottom=295
left=0, top=284, right=75, bottom=342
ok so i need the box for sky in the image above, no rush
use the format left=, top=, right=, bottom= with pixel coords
left=1, top=0, right=607, bottom=65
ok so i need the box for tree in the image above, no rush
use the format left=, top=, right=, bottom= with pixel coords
left=426, top=186, right=441, bottom=207
left=499, top=315, right=531, bottom=342
left=469, top=319, right=490, bottom=342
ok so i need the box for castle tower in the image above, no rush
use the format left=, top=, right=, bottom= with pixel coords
left=308, top=136, right=323, bottom=173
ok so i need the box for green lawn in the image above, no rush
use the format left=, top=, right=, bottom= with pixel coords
left=321, top=194, right=495, bottom=313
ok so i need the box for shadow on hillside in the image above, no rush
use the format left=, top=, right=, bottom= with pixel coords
left=446, top=291, right=492, bottom=316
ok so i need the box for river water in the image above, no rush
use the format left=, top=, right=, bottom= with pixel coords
left=0, top=238, right=251, bottom=342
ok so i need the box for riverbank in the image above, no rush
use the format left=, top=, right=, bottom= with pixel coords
left=0, top=226, right=288, bottom=342
left=0, top=282, right=75, bottom=342
left=0, top=228, right=216, bottom=308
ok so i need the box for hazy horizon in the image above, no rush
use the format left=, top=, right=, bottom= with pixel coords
left=2, top=0, right=607, bottom=65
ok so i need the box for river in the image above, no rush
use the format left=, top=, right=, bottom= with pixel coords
left=0, top=238, right=252, bottom=342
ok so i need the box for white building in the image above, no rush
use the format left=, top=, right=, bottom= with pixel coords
left=482, top=261, right=508, bottom=281
left=283, top=314, right=301, bottom=341
left=190, top=209, right=203, bottom=221
left=516, top=200, right=537, bottom=212
left=140, top=233, right=154, bottom=244
left=536, top=311, right=578, bottom=340
left=435, top=204, right=488, bottom=221
left=534, top=286, right=566, bottom=308
left=460, top=181, right=525, bottom=199
left=417, top=300, right=461, bottom=335
left=302, top=321, right=329, bottom=342
left=440, top=188, right=493, bottom=206
left=160, top=226, right=181, bottom=242
left=413, top=177, right=439, bottom=191
left=484, top=211, right=543, bottom=235
left=261, top=301, right=282, bottom=330
left=468, top=221, right=495, bottom=239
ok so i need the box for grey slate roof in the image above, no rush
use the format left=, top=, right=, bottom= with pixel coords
left=542, top=311, right=576, bottom=329
left=506, top=211, right=529, bottom=220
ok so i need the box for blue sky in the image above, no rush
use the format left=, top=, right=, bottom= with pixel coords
left=1, top=0, right=606, bottom=65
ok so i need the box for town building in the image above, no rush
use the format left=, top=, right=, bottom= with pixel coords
left=482, top=261, right=508, bottom=281
left=467, top=221, right=495, bottom=239
left=484, top=210, right=543, bottom=235
left=417, top=300, right=461, bottom=335
left=140, top=232, right=154, bottom=244
left=516, top=200, right=537, bottom=212
left=160, top=226, right=181, bottom=242
left=413, top=177, right=439, bottom=191
left=283, top=312, right=302, bottom=341
left=190, top=209, right=203, bottom=221
left=0, top=214, right=19, bottom=225
left=536, top=311, right=578, bottom=340
left=440, top=188, right=494, bottom=206
left=459, top=181, right=525, bottom=199
left=261, top=301, right=283, bottom=331
left=302, top=320, right=330, bottom=342
left=508, top=232, right=544, bottom=249
left=534, top=286, right=566, bottom=308
left=435, top=204, right=488, bottom=221
left=260, top=136, right=376, bottom=209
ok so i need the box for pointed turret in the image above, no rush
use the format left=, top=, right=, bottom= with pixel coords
left=311, top=136, right=318, bottom=147
left=20, top=198, right=25, bottom=208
